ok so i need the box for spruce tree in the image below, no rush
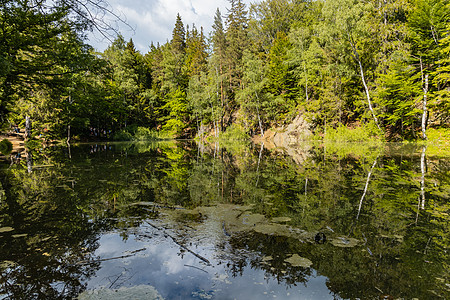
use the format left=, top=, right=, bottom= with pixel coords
left=171, top=13, right=186, bottom=54
left=226, top=0, right=248, bottom=93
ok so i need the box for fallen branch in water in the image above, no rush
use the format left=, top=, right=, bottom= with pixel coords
left=145, top=220, right=212, bottom=266
left=184, top=264, right=209, bottom=273
left=76, top=248, right=147, bottom=265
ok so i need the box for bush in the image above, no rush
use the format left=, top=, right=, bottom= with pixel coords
left=135, top=127, right=158, bottom=141
left=324, top=122, right=381, bottom=142
left=25, top=139, right=42, bottom=149
left=0, top=139, right=13, bottom=155
left=112, top=130, right=133, bottom=141
left=112, top=127, right=159, bottom=141
left=220, top=124, right=249, bottom=141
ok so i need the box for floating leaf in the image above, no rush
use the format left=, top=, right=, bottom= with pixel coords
left=77, top=285, right=164, bottom=299
left=262, top=256, right=273, bottom=262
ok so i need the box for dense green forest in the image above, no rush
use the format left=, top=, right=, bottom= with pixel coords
left=1, top=0, right=449, bottom=141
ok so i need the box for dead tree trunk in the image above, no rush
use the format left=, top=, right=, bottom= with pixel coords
left=357, top=159, right=377, bottom=220
left=24, top=116, right=31, bottom=140
left=348, top=33, right=381, bottom=131
left=420, top=58, right=428, bottom=140
left=420, top=145, right=427, bottom=210
left=254, top=91, right=264, bottom=138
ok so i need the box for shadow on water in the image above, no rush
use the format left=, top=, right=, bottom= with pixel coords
left=0, top=140, right=448, bottom=299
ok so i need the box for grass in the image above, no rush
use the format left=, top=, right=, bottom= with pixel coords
left=420, top=127, right=450, bottom=157
left=323, top=122, right=382, bottom=143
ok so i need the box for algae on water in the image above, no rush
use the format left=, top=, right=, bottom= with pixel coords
left=285, top=254, right=313, bottom=268
left=0, top=227, right=14, bottom=233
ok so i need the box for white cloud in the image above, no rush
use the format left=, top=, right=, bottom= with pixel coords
left=88, top=0, right=254, bottom=52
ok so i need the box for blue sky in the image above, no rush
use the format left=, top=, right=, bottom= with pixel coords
left=88, top=0, right=254, bottom=52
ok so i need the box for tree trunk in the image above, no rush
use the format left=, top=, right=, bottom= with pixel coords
left=24, top=116, right=32, bottom=140
left=255, top=142, right=264, bottom=188
left=67, top=125, right=71, bottom=145
left=422, top=75, right=428, bottom=140
left=357, top=159, right=377, bottom=220
left=358, top=59, right=381, bottom=131
left=348, top=33, right=381, bottom=131
left=254, top=91, right=264, bottom=138
left=420, top=145, right=427, bottom=210
left=420, top=57, right=428, bottom=140
left=26, top=151, right=33, bottom=173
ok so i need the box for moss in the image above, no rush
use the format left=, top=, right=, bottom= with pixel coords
left=285, top=254, right=313, bottom=268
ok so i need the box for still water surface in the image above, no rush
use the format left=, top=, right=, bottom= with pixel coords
left=0, top=141, right=448, bottom=299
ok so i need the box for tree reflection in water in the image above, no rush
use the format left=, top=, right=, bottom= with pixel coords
left=0, top=141, right=448, bottom=299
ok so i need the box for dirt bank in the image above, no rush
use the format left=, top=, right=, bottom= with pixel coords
left=1, top=132, right=25, bottom=153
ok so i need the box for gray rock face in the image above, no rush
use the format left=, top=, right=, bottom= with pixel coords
left=272, top=114, right=313, bottom=148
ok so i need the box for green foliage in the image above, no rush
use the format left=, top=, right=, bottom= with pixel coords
left=220, top=124, right=249, bottom=141
left=375, top=51, right=422, bottom=138
left=24, top=139, right=42, bottom=150
left=112, top=126, right=160, bottom=141
left=112, top=130, right=133, bottom=141
left=160, top=88, right=189, bottom=137
left=324, top=123, right=382, bottom=143
left=2, top=0, right=449, bottom=143
left=0, top=139, right=13, bottom=155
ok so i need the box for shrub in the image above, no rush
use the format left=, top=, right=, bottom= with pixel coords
left=324, top=122, right=381, bottom=142
left=112, top=127, right=159, bottom=141
left=135, top=127, right=158, bottom=141
left=220, top=124, right=249, bottom=141
left=0, top=139, right=13, bottom=155
left=112, top=130, right=133, bottom=141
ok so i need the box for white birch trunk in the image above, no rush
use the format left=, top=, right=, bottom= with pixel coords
left=422, top=74, right=428, bottom=140
left=357, top=159, right=377, bottom=219
left=348, top=33, right=381, bottom=131
left=420, top=146, right=427, bottom=210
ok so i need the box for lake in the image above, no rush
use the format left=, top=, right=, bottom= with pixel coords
left=0, top=141, right=448, bottom=299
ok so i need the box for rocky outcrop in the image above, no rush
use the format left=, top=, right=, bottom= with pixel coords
left=253, top=113, right=313, bottom=165
left=271, top=114, right=313, bottom=147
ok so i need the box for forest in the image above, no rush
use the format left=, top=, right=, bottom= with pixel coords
left=0, top=0, right=449, bottom=142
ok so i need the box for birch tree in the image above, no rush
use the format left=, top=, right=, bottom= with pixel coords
left=321, top=0, right=382, bottom=131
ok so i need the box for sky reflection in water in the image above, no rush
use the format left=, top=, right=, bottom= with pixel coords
left=0, top=141, right=448, bottom=299
left=85, top=228, right=333, bottom=300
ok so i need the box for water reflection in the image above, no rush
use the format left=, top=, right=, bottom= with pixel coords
left=0, top=141, right=448, bottom=299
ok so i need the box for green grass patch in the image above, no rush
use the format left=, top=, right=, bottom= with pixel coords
left=324, top=122, right=382, bottom=143
left=422, top=128, right=450, bottom=157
